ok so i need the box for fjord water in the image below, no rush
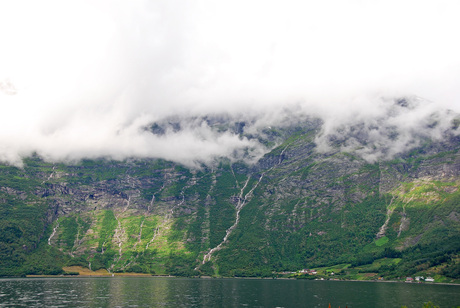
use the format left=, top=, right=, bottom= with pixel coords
left=0, top=278, right=458, bottom=308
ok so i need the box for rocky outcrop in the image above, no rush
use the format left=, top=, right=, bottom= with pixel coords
left=1, top=105, right=459, bottom=276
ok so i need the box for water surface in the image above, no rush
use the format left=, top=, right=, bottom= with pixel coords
left=0, top=277, right=458, bottom=307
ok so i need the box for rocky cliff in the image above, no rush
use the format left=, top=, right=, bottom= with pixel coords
left=0, top=98, right=459, bottom=279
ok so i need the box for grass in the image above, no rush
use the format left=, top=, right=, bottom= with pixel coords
left=375, top=236, right=389, bottom=247
left=1, top=134, right=459, bottom=278
left=62, top=266, right=111, bottom=276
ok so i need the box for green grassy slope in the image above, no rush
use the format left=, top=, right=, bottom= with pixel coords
left=0, top=125, right=458, bottom=280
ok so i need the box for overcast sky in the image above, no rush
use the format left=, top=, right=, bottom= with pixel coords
left=1, top=0, right=459, bottom=166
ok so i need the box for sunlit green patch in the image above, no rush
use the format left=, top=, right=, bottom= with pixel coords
left=375, top=236, right=389, bottom=247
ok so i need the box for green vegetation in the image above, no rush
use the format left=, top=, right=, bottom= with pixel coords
left=375, top=236, right=389, bottom=247
left=0, top=124, right=459, bottom=280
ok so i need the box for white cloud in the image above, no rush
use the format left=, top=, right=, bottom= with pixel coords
left=0, top=0, right=459, bottom=166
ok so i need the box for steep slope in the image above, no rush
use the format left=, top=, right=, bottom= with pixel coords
left=0, top=100, right=459, bottom=280
left=212, top=130, right=460, bottom=277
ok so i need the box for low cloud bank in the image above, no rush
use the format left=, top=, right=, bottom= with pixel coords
left=1, top=90, right=457, bottom=168
left=315, top=96, right=459, bottom=162
left=0, top=1, right=459, bottom=167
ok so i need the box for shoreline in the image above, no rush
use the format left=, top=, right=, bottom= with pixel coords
left=2, top=275, right=456, bottom=286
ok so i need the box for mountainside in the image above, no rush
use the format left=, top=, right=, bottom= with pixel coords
left=1, top=99, right=459, bottom=281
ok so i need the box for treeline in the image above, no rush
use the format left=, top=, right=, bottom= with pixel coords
left=350, top=247, right=402, bottom=267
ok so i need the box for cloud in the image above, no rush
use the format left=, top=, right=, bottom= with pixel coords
left=0, top=0, right=459, bottom=166
left=314, top=96, right=460, bottom=162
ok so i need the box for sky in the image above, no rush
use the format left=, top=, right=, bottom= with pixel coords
left=0, top=0, right=459, bottom=167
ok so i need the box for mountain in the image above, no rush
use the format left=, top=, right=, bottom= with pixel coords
left=0, top=98, right=459, bottom=281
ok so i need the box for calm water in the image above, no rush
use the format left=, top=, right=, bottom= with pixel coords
left=0, top=277, right=458, bottom=308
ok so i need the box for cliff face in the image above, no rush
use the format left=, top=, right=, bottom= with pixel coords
left=0, top=104, right=459, bottom=278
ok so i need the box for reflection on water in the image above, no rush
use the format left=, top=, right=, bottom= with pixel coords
left=0, top=277, right=459, bottom=307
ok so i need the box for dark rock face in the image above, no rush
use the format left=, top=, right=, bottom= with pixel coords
left=0, top=103, right=459, bottom=277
